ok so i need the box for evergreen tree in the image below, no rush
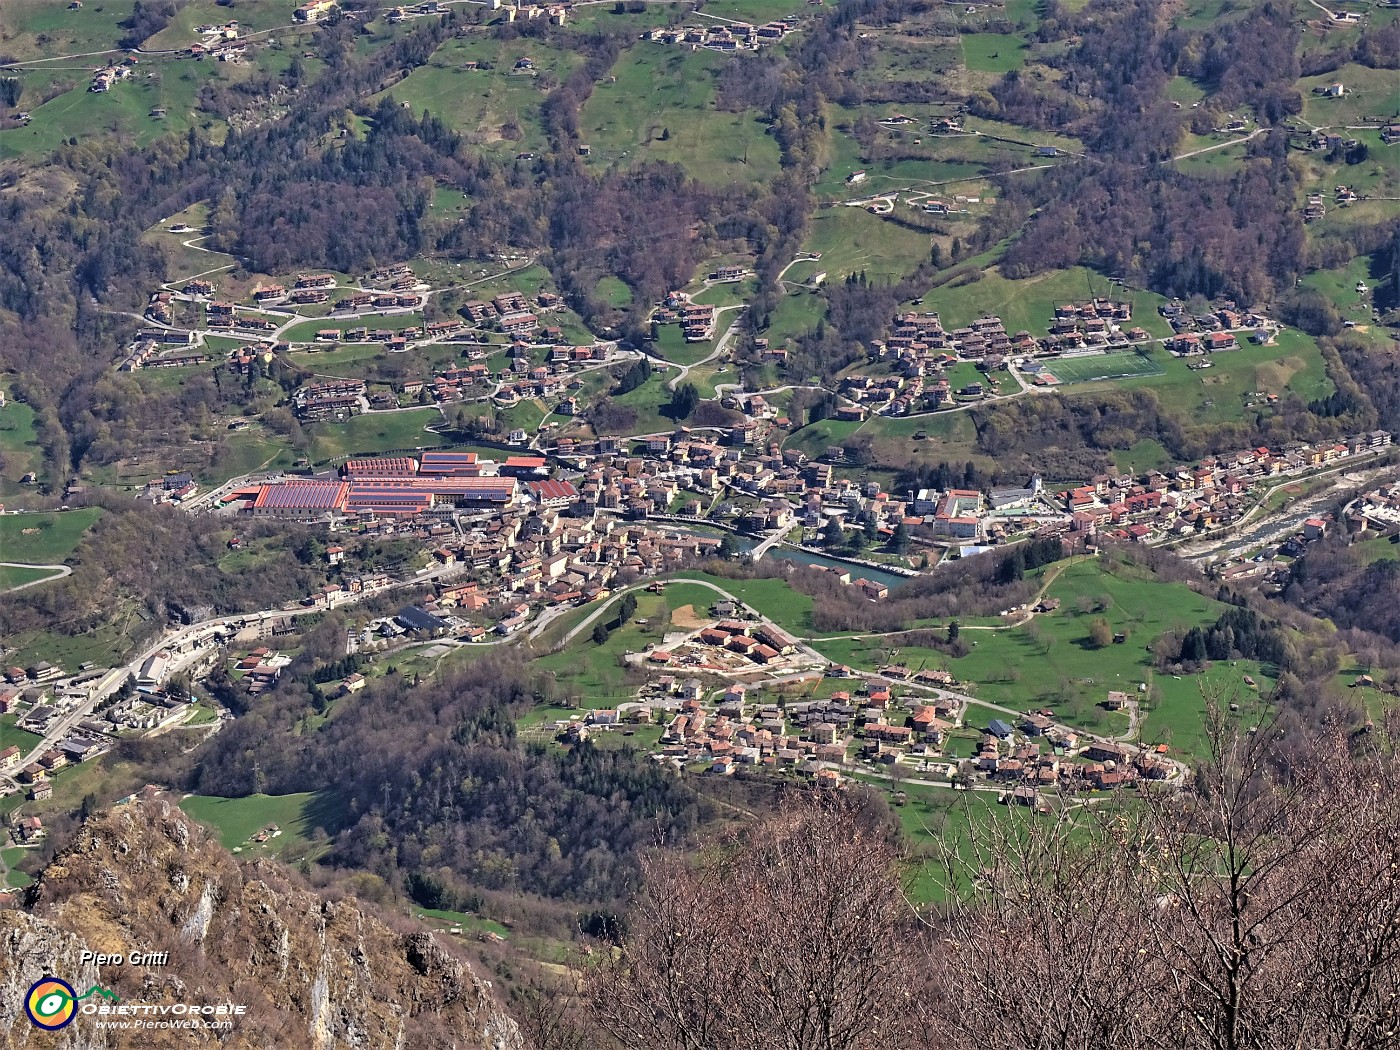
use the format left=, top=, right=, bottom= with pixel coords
left=669, top=382, right=700, bottom=420
left=823, top=517, right=844, bottom=548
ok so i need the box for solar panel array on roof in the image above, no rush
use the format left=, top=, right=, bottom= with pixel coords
left=343, top=486, right=433, bottom=516
left=418, top=450, right=482, bottom=476
left=253, top=481, right=348, bottom=511
left=343, top=456, right=419, bottom=478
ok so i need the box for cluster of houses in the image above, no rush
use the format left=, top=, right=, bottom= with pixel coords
left=850, top=297, right=1279, bottom=411
left=187, top=20, right=247, bottom=61
left=141, top=471, right=198, bottom=504
left=295, top=0, right=338, bottom=22
left=1159, top=301, right=1264, bottom=337
left=0, top=687, right=111, bottom=802
left=586, top=661, right=1174, bottom=795
left=353, top=511, right=741, bottom=639
left=1303, top=182, right=1364, bottom=222
left=118, top=339, right=208, bottom=372
left=365, top=264, right=422, bottom=291
left=294, top=379, right=368, bottom=421
left=1344, top=477, right=1400, bottom=535
left=89, top=59, right=135, bottom=93
left=1061, top=433, right=1394, bottom=544
left=643, top=619, right=809, bottom=674
left=386, top=1, right=453, bottom=22
left=103, top=687, right=197, bottom=732
left=645, top=16, right=799, bottom=52
left=462, top=290, right=561, bottom=336
left=654, top=291, right=717, bottom=343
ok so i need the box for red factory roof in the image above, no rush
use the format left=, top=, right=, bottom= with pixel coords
left=503, top=455, right=547, bottom=470
left=343, top=488, right=433, bottom=516
left=343, top=456, right=419, bottom=478
left=346, top=476, right=513, bottom=495
left=252, top=480, right=348, bottom=511
left=418, top=450, right=482, bottom=476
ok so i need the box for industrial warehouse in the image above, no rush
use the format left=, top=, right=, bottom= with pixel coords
left=230, top=451, right=522, bottom=518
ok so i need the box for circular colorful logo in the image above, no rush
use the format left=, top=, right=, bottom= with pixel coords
left=25, top=978, right=78, bottom=1030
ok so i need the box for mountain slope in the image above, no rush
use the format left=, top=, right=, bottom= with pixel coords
left=0, top=797, right=521, bottom=1050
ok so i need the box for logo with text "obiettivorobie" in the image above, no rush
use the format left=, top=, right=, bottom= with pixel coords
left=25, top=977, right=119, bottom=1030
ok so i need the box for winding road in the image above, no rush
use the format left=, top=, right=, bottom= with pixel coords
left=0, top=562, right=73, bottom=593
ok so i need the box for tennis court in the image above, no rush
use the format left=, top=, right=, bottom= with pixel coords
left=1043, top=351, right=1164, bottom=384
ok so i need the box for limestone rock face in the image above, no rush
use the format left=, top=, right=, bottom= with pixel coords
left=0, top=800, right=522, bottom=1050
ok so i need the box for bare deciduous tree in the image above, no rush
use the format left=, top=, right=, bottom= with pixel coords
left=587, top=796, right=931, bottom=1050
left=582, top=692, right=1400, bottom=1050
left=930, top=691, right=1400, bottom=1050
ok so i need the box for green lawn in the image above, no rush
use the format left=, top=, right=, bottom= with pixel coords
left=763, top=290, right=827, bottom=347
left=184, top=703, right=220, bottom=726
left=1165, top=75, right=1208, bottom=105
left=307, top=408, right=448, bottom=463
left=0, top=0, right=137, bottom=61
left=2, top=846, right=35, bottom=889
left=595, top=276, right=633, bottom=309
left=784, top=415, right=866, bottom=459
left=694, top=0, right=801, bottom=20
left=813, top=558, right=1269, bottom=758
left=141, top=0, right=300, bottom=50
left=1045, top=351, right=1164, bottom=385
left=1114, top=438, right=1173, bottom=474
left=282, top=314, right=427, bottom=343
left=653, top=323, right=721, bottom=366
left=1299, top=65, right=1400, bottom=129
left=205, top=430, right=299, bottom=486
left=0, top=59, right=220, bottom=161
left=0, top=508, right=103, bottom=564
left=413, top=905, right=512, bottom=939
left=1173, top=142, right=1248, bottom=177
left=0, top=564, right=61, bottom=589
left=534, top=590, right=685, bottom=703
left=0, top=715, right=44, bottom=756
left=1097, top=332, right=1333, bottom=425
left=179, top=791, right=347, bottom=859
left=912, top=266, right=1174, bottom=339
left=800, top=208, right=932, bottom=284
left=374, top=36, right=582, bottom=157
left=674, top=571, right=817, bottom=634
left=1299, top=255, right=1385, bottom=325
left=595, top=373, right=675, bottom=436
left=959, top=33, right=1031, bottom=74
left=580, top=46, right=782, bottom=184
left=0, top=394, right=43, bottom=488
left=7, top=617, right=140, bottom=673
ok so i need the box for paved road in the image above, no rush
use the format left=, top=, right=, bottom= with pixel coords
left=6, top=563, right=467, bottom=772
left=661, top=305, right=746, bottom=392
left=1, top=562, right=72, bottom=593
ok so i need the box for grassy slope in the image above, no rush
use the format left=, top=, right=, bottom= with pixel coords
left=307, top=408, right=448, bottom=463
left=179, top=790, right=346, bottom=858
left=0, top=508, right=103, bottom=563
left=580, top=45, right=781, bottom=184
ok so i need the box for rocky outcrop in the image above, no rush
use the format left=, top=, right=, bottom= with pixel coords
left=0, top=800, right=522, bottom=1050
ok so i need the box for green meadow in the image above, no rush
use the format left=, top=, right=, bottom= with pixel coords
left=376, top=36, right=582, bottom=157
left=0, top=508, right=103, bottom=564
left=307, top=408, right=448, bottom=463
left=180, top=790, right=348, bottom=860
left=580, top=46, right=781, bottom=184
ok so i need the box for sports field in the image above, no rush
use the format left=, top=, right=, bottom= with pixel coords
left=1043, top=351, right=1164, bottom=384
